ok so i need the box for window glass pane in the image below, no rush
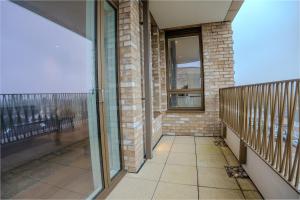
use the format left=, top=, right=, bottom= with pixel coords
left=104, top=1, right=121, bottom=178
left=168, top=36, right=202, bottom=90
left=168, top=93, right=203, bottom=108
left=1, top=1, right=103, bottom=199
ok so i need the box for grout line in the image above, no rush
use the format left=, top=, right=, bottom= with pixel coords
left=150, top=136, right=175, bottom=200
left=218, top=143, right=265, bottom=199
left=218, top=142, right=246, bottom=199
left=193, top=136, right=200, bottom=200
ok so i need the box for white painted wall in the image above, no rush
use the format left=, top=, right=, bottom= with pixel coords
left=225, top=127, right=300, bottom=199
left=225, top=128, right=240, bottom=159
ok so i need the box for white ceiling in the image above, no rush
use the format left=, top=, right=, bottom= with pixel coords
left=149, top=0, right=233, bottom=29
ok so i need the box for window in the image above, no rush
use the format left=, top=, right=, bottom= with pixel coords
left=166, top=28, right=204, bottom=110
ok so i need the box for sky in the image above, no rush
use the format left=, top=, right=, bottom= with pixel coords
left=1, top=0, right=299, bottom=93
left=232, top=0, right=300, bottom=85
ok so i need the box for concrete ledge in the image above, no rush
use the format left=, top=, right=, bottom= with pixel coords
left=225, top=126, right=300, bottom=199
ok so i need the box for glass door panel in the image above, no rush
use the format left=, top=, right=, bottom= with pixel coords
left=103, top=1, right=122, bottom=178
left=1, top=0, right=103, bottom=199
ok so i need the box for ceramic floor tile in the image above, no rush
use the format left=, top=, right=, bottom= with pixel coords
left=161, top=164, right=197, bottom=185
left=171, top=143, right=195, bottom=153
left=148, top=149, right=169, bottom=164
left=197, top=154, right=225, bottom=161
left=106, top=177, right=157, bottom=200
left=167, top=152, right=196, bottom=166
left=127, top=162, right=165, bottom=181
left=153, top=182, right=198, bottom=200
left=237, top=178, right=257, bottom=191
left=198, top=167, right=239, bottom=189
left=174, top=136, right=195, bottom=144
left=197, top=156, right=227, bottom=168
left=196, top=144, right=222, bottom=155
left=198, top=187, right=244, bottom=199
left=224, top=154, right=240, bottom=166
left=243, top=191, right=263, bottom=199
left=159, top=136, right=175, bottom=144
left=155, top=142, right=173, bottom=152
left=195, top=137, right=215, bottom=145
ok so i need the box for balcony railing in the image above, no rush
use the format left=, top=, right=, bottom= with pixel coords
left=220, top=79, right=300, bottom=190
left=0, top=93, right=88, bottom=145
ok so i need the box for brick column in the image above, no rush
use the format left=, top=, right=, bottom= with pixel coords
left=159, top=31, right=167, bottom=111
left=119, top=0, right=144, bottom=172
left=151, top=26, right=161, bottom=113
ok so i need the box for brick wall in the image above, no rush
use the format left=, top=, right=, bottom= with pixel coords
left=159, top=31, right=167, bottom=112
left=162, top=22, right=234, bottom=136
left=151, top=25, right=161, bottom=113
left=118, top=1, right=234, bottom=170
left=119, top=0, right=144, bottom=172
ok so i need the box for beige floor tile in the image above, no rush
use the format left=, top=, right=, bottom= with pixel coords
left=197, top=156, right=227, bottom=168
left=167, top=152, right=196, bottom=166
left=196, top=144, right=222, bottom=155
left=198, top=187, right=244, bottom=199
left=174, top=136, right=195, bottom=144
left=127, top=162, right=165, bottom=181
left=197, top=154, right=225, bottom=161
left=237, top=178, right=257, bottom=191
left=195, top=137, right=215, bottom=145
left=225, top=154, right=240, bottom=166
left=148, top=149, right=169, bottom=164
left=155, top=142, right=173, bottom=152
left=160, top=136, right=175, bottom=143
left=243, top=191, right=263, bottom=199
left=221, top=146, right=234, bottom=156
left=106, top=177, right=157, bottom=200
left=198, top=167, right=239, bottom=189
left=153, top=182, right=198, bottom=200
left=161, top=165, right=197, bottom=185
left=171, top=143, right=195, bottom=153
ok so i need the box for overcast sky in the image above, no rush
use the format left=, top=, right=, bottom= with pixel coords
left=232, top=0, right=300, bottom=85
left=1, top=0, right=299, bottom=93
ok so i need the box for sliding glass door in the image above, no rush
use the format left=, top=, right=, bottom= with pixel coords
left=103, top=1, right=122, bottom=179
left=1, top=0, right=103, bottom=199
left=1, top=0, right=123, bottom=199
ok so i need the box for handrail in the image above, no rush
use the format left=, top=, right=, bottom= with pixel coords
left=220, top=79, right=300, bottom=190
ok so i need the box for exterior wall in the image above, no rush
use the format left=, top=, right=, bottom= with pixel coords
left=151, top=25, right=161, bottom=113
left=152, top=114, right=162, bottom=147
left=159, top=31, right=167, bottom=112
left=119, top=0, right=144, bottom=172
left=162, top=22, right=234, bottom=136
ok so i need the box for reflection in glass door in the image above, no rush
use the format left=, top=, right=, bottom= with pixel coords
left=103, top=1, right=122, bottom=178
left=0, top=0, right=103, bottom=199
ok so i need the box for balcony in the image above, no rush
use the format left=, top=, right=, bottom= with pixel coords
left=107, top=135, right=262, bottom=199
left=1, top=0, right=299, bottom=199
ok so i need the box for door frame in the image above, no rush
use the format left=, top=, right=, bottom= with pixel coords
left=94, top=0, right=126, bottom=199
